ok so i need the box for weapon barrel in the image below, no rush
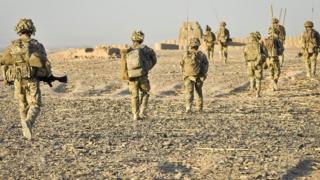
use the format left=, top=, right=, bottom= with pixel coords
left=53, top=75, right=68, bottom=83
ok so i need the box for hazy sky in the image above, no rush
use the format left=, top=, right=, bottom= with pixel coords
left=0, top=0, right=319, bottom=49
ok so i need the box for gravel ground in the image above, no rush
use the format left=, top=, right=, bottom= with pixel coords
left=0, top=48, right=319, bottom=179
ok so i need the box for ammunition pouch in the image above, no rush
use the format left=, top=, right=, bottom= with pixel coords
left=14, top=63, right=31, bottom=80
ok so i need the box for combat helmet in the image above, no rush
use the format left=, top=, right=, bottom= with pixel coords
left=249, top=32, right=257, bottom=41
left=304, top=21, right=314, bottom=28
left=272, top=18, right=279, bottom=24
left=220, top=21, right=226, bottom=27
left=15, top=18, right=36, bottom=35
left=206, top=25, right=211, bottom=31
left=255, top=31, right=262, bottom=40
left=189, top=37, right=201, bottom=47
left=131, top=30, right=144, bottom=42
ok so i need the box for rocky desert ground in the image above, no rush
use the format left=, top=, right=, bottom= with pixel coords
left=0, top=47, right=319, bottom=179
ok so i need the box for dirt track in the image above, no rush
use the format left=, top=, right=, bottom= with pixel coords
left=0, top=48, right=319, bottom=179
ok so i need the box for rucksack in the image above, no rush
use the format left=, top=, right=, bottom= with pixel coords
left=126, top=47, right=147, bottom=78
left=9, top=38, right=51, bottom=80
left=245, top=41, right=261, bottom=61
left=303, top=30, right=320, bottom=53
left=183, top=52, right=202, bottom=77
left=278, top=25, right=286, bottom=40
left=218, top=28, right=229, bottom=44
left=204, top=32, right=216, bottom=43
left=264, top=37, right=279, bottom=57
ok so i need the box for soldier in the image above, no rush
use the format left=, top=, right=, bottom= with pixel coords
left=243, top=32, right=267, bottom=97
left=216, top=21, right=231, bottom=63
left=268, top=18, right=286, bottom=66
left=0, top=18, right=52, bottom=140
left=120, top=31, right=157, bottom=120
left=300, top=21, right=320, bottom=78
left=203, top=25, right=216, bottom=61
left=180, top=38, right=208, bottom=113
left=264, top=29, right=283, bottom=91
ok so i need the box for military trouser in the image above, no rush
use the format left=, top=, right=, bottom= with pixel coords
left=219, top=44, right=228, bottom=63
left=246, top=61, right=263, bottom=96
left=279, top=54, right=285, bottom=67
left=128, top=76, right=150, bottom=118
left=279, top=40, right=285, bottom=67
left=205, top=42, right=214, bottom=61
left=184, top=76, right=204, bottom=112
left=303, top=52, right=318, bottom=78
left=266, top=57, right=281, bottom=91
left=14, top=79, right=41, bottom=139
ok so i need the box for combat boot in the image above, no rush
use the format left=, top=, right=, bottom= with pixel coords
left=195, top=107, right=203, bottom=113
left=307, top=72, right=311, bottom=79
left=133, top=114, right=141, bottom=121
left=139, top=110, right=146, bottom=119
left=272, top=80, right=278, bottom=91
left=21, top=120, right=32, bottom=140
left=256, top=89, right=261, bottom=98
left=185, top=105, right=192, bottom=113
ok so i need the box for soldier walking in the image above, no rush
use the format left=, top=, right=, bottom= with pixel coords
left=269, top=18, right=286, bottom=67
left=0, top=19, right=53, bottom=140
left=264, top=29, right=284, bottom=91
left=243, top=32, right=267, bottom=97
left=203, top=25, right=216, bottom=61
left=180, top=38, right=209, bottom=113
left=217, top=21, right=231, bottom=63
left=300, top=21, right=320, bottom=79
left=120, top=31, right=157, bottom=120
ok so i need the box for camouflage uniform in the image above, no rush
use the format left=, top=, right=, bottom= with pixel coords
left=264, top=30, right=283, bottom=91
left=122, top=31, right=157, bottom=120
left=0, top=19, right=51, bottom=140
left=217, top=21, right=230, bottom=63
left=243, top=32, right=267, bottom=97
left=203, top=25, right=216, bottom=61
left=300, top=21, right=320, bottom=78
left=268, top=18, right=286, bottom=66
left=180, top=38, right=209, bottom=112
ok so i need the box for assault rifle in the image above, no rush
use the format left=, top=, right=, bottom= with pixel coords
left=38, top=75, right=68, bottom=87
left=0, top=75, right=67, bottom=87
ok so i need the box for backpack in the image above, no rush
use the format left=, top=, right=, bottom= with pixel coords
left=9, top=38, right=51, bottom=80
left=303, top=30, right=320, bottom=53
left=278, top=25, right=286, bottom=40
left=204, top=32, right=216, bottom=43
left=264, top=37, right=279, bottom=57
left=183, top=51, right=202, bottom=77
left=218, top=28, right=229, bottom=44
left=126, top=47, right=147, bottom=78
left=245, top=41, right=261, bottom=61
